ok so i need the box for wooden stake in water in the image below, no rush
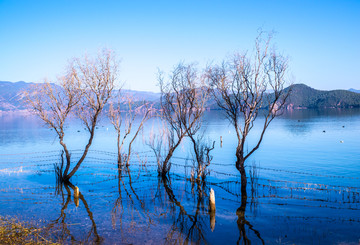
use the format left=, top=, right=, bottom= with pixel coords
left=220, top=136, right=223, bottom=148
left=209, top=188, right=216, bottom=231
left=209, top=188, right=216, bottom=211
left=74, top=186, right=80, bottom=207
left=74, top=186, right=79, bottom=197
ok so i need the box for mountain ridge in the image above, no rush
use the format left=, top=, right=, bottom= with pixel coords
left=283, top=83, right=360, bottom=109
left=349, top=88, right=360, bottom=93
left=0, top=81, right=160, bottom=112
left=0, top=81, right=360, bottom=112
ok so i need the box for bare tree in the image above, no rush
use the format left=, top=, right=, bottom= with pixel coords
left=146, top=122, right=174, bottom=174
left=190, top=134, right=215, bottom=183
left=109, top=92, right=152, bottom=167
left=157, top=63, right=209, bottom=177
left=206, top=32, right=291, bottom=198
left=27, top=49, right=118, bottom=182
left=26, top=73, right=82, bottom=179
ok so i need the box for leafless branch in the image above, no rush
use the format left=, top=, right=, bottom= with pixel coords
left=206, top=32, right=291, bottom=196
left=26, top=48, right=119, bottom=182
left=109, top=91, right=153, bottom=166
left=155, top=63, right=209, bottom=176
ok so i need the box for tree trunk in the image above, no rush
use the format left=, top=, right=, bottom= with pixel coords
left=161, top=138, right=182, bottom=176
left=189, top=135, right=203, bottom=182
left=236, top=190, right=249, bottom=244
left=189, top=136, right=201, bottom=165
left=161, top=148, right=175, bottom=176
left=59, top=138, right=71, bottom=178
left=236, top=148, right=247, bottom=200
left=63, top=127, right=96, bottom=181
left=117, top=154, right=122, bottom=165
left=117, top=132, right=122, bottom=165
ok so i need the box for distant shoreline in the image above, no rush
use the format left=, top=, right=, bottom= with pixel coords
left=1, top=81, right=360, bottom=112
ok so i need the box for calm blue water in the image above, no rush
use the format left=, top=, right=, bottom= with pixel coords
left=0, top=109, right=359, bottom=244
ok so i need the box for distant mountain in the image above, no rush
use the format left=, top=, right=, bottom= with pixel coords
left=1, top=81, right=360, bottom=112
left=0, top=81, right=160, bottom=112
left=0, top=81, right=35, bottom=111
left=349, top=88, right=360, bottom=94
left=119, top=89, right=160, bottom=102
left=284, top=84, right=360, bottom=109
left=204, top=84, right=360, bottom=110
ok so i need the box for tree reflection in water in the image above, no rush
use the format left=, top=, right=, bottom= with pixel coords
left=110, top=165, right=212, bottom=243
left=109, top=163, right=264, bottom=244
left=46, top=182, right=102, bottom=244
left=161, top=175, right=209, bottom=244
left=46, top=160, right=265, bottom=244
left=236, top=192, right=264, bottom=245
left=112, top=164, right=153, bottom=233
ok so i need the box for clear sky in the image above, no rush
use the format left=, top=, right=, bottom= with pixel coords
left=0, top=0, right=359, bottom=92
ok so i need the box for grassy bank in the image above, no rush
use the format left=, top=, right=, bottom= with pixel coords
left=0, top=216, right=59, bottom=245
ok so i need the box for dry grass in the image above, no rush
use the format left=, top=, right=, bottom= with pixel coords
left=0, top=216, right=59, bottom=245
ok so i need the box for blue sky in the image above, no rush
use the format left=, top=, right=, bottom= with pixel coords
left=0, top=0, right=359, bottom=92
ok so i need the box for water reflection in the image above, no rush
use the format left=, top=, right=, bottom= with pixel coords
left=48, top=182, right=102, bottom=244
left=236, top=195, right=264, bottom=245
left=0, top=153, right=359, bottom=244
left=1, top=107, right=360, bottom=244
left=161, top=175, right=209, bottom=244
left=279, top=108, right=360, bottom=136
left=110, top=165, right=213, bottom=244
left=108, top=165, right=266, bottom=244
left=112, top=165, right=150, bottom=230
left=281, top=108, right=360, bottom=120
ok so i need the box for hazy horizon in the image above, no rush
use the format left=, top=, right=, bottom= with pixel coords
left=1, top=80, right=359, bottom=93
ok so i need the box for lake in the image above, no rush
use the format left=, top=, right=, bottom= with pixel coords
left=0, top=109, right=359, bottom=244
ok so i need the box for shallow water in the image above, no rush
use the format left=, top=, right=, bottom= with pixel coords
left=0, top=109, right=359, bottom=244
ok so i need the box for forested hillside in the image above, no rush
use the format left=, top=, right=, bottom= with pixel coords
left=284, top=84, right=360, bottom=109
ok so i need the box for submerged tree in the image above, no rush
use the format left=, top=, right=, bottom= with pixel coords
left=147, top=122, right=174, bottom=175
left=190, top=134, right=215, bottom=183
left=156, top=63, right=209, bottom=176
left=206, top=32, right=291, bottom=198
left=26, top=73, right=82, bottom=173
left=26, top=49, right=118, bottom=182
left=109, top=93, right=152, bottom=167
